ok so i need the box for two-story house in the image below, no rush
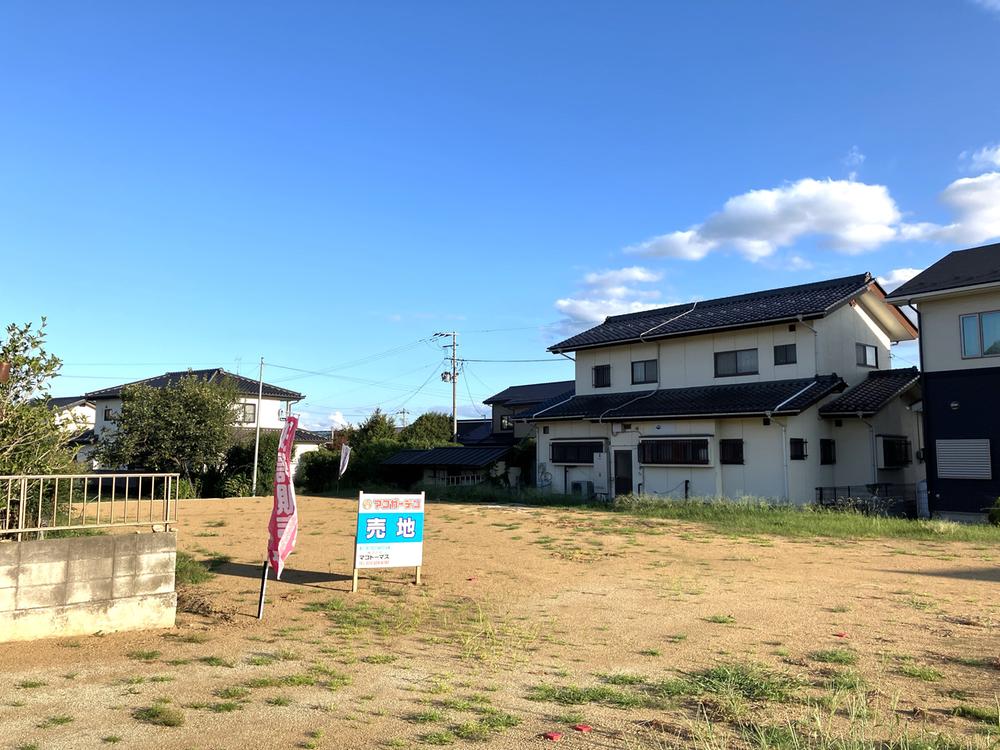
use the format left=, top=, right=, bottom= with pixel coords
left=519, top=273, right=923, bottom=504
left=886, top=242, right=1000, bottom=520
left=84, top=368, right=329, bottom=472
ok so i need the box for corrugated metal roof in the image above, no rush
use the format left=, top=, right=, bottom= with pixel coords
left=484, top=380, right=576, bottom=406
left=382, top=445, right=511, bottom=467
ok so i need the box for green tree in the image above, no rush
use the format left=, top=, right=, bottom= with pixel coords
left=223, top=431, right=279, bottom=495
left=352, top=409, right=397, bottom=444
left=399, top=411, right=454, bottom=447
left=97, top=373, right=239, bottom=481
left=0, top=319, right=78, bottom=474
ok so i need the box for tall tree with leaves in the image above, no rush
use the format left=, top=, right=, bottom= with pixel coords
left=97, top=373, right=239, bottom=480
left=0, top=319, right=77, bottom=474
left=399, top=411, right=455, bottom=447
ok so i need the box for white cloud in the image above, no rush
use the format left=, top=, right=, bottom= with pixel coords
left=787, top=255, right=814, bottom=271
left=627, top=178, right=903, bottom=262
left=329, top=410, right=349, bottom=428
left=843, top=146, right=865, bottom=180
left=901, top=172, right=1000, bottom=245
left=877, top=267, right=923, bottom=292
left=962, top=144, right=1000, bottom=171
left=554, top=265, right=667, bottom=333
left=970, top=0, right=1000, bottom=14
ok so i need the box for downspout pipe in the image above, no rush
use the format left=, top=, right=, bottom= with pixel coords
left=797, top=314, right=820, bottom=374
left=859, top=412, right=878, bottom=484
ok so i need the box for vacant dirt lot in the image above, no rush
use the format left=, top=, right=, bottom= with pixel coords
left=1, top=496, right=998, bottom=749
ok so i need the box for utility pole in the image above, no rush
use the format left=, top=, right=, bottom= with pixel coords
left=435, top=332, right=459, bottom=441
left=395, top=408, right=409, bottom=428
left=251, top=357, right=264, bottom=496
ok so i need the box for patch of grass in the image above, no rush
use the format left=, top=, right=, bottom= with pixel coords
left=638, top=648, right=661, bottom=656
left=611, top=495, right=1000, bottom=542
left=825, top=669, right=867, bottom=692
left=409, top=710, right=446, bottom=723
left=898, top=664, right=944, bottom=682
left=101, top=737, right=123, bottom=744
left=37, top=714, right=74, bottom=728
left=362, top=653, right=398, bottom=665
left=688, top=662, right=801, bottom=702
left=453, top=721, right=491, bottom=741
left=553, top=710, right=586, bottom=724
left=199, top=656, right=235, bottom=668
left=809, top=648, right=858, bottom=665
left=953, top=704, right=999, bottom=725
left=206, top=519, right=227, bottom=527
left=600, top=673, right=648, bottom=685
left=420, top=730, right=456, bottom=745
left=265, top=695, right=294, bottom=706
left=175, top=551, right=215, bottom=585
left=166, top=631, right=211, bottom=644
left=214, top=686, right=251, bottom=700
left=527, top=684, right=656, bottom=709
left=704, top=614, right=736, bottom=624
left=16, top=679, right=47, bottom=689
left=133, top=704, right=185, bottom=727
left=127, top=649, right=161, bottom=662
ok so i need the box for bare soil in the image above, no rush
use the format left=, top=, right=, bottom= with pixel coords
left=1, top=496, right=997, bottom=749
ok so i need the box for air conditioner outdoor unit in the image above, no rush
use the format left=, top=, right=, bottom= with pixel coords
left=570, top=480, right=595, bottom=498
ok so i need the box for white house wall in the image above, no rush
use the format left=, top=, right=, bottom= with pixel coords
left=916, top=288, right=1000, bottom=372
left=94, top=396, right=289, bottom=436
left=814, top=303, right=892, bottom=386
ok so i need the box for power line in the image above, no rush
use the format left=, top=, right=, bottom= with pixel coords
left=458, top=357, right=568, bottom=363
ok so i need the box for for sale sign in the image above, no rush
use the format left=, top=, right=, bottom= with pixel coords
left=353, top=492, right=424, bottom=573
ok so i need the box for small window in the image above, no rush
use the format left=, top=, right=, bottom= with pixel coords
left=499, top=414, right=514, bottom=431
left=719, top=439, right=744, bottom=465
left=820, top=438, right=836, bottom=465
left=856, top=343, right=878, bottom=368
left=542, top=426, right=549, bottom=435
left=714, top=348, right=758, bottom=377
left=880, top=436, right=911, bottom=468
left=103, top=407, right=116, bottom=421
left=631, top=359, right=658, bottom=385
left=774, top=343, right=797, bottom=366
left=236, top=403, right=257, bottom=424
left=551, top=441, right=603, bottom=464
left=592, top=364, right=611, bottom=388
left=789, top=438, right=807, bottom=460
left=639, top=439, right=710, bottom=465
left=961, top=311, right=1000, bottom=358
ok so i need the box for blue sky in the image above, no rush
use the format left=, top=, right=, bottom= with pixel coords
left=3, top=1, right=1000, bottom=428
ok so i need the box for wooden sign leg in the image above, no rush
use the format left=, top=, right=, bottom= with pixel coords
left=351, top=568, right=359, bottom=593
left=415, top=566, right=421, bottom=586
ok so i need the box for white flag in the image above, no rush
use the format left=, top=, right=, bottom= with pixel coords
left=339, top=443, right=352, bottom=479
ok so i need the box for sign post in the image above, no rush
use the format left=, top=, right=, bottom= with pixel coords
left=352, top=491, right=424, bottom=592
left=258, top=415, right=300, bottom=619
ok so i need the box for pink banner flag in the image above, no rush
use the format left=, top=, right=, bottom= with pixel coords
left=267, top=415, right=299, bottom=579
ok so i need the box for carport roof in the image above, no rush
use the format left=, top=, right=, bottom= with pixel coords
left=382, top=445, right=511, bottom=468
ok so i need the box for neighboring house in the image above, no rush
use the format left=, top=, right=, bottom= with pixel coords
left=518, top=273, right=924, bottom=505
left=44, top=396, right=98, bottom=465
left=84, top=368, right=327, bottom=472
left=382, top=380, right=575, bottom=487
left=886, top=241, right=1000, bottom=520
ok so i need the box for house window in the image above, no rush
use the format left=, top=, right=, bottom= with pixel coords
left=631, top=359, right=658, bottom=385
left=880, top=436, right=911, bottom=468
left=592, top=364, right=611, bottom=388
left=960, top=311, right=1000, bottom=358
left=820, top=438, right=836, bottom=465
left=774, top=343, right=797, bottom=366
left=789, top=438, right=807, bottom=460
left=236, top=403, right=257, bottom=424
left=856, top=343, right=878, bottom=368
left=639, top=439, right=710, bottom=466
left=551, top=441, right=604, bottom=464
left=103, top=407, right=116, bottom=422
left=714, top=348, right=758, bottom=377
left=542, top=426, right=549, bottom=434
left=499, top=414, right=514, bottom=431
left=719, top=439, right=744, bottom=465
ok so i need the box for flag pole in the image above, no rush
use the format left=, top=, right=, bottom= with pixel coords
left=251, top=357, right=265, bottom=496
left=256, top=559, right=269, bottom=619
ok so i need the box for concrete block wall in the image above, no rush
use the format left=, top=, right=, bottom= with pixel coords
left=0, top=532, right=176, bottom=642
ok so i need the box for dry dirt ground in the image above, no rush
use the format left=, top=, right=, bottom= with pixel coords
left=1, top=496, right=998, bottom=750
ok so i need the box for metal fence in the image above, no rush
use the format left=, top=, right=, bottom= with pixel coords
left=1, top=473, right=180, bottom=540
left=814, top=483, right=917, bottom=518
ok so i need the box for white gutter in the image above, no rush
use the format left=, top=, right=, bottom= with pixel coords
left=639, top=302, right=699, bottom=341
left=887, top=279, right=1000, bottom=305
left=528, top=394, right=577, bottom=419
left=771, top=381, right=817, bottom=413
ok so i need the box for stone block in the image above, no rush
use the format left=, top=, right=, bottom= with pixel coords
left=112, top=576, right=135, bottom=599
left=0, top=591, right=176, bottom=643
left=113, top=554, right=136, bottom=578
left=18, top=538, right=70, bottom=564
left=66, top=578, right=113, bottom=605
left=0, top=587, right=15, bottom=612
left=67, top=535, right=114, bottom=561
left=134, top=572, right=174, bottom=596
left=136, top=552, right=174, bottom=576
left=113, top=534, right=138, bottom=557
left=17, top=583, right=67, bottom=610
left=18, top=560, right=67, bottom=587
left=135, top=531, right=176, bottom=555
left=0, top=564, right=16, bottom=589
left=68, top=556, right=113, bottom=582
left=0, top=543, right=18, bottom=566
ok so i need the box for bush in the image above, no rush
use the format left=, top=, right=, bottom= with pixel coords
left=988, top=497, right=1000, bottom=526
left=222, top=475, right=253, bottom=498
left=295, top=448, right=341, bottom=493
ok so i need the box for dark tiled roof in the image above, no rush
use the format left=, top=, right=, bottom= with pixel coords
left=234, top=426, right=330, bottom=444
left=550, top=274, right=872, bottom=352
left=85, top=368, right=304, bottom=401
left=456, top=419, right=492, bottom=445
left=382, top=445, right=511, bottom=467
left=45, top=396, right=93, bottom=410
left=484, top=380, right=576, bottom=406
left=520, top=375, right=845, bottom=421
left=887, top=242, right=1000, bottom=300
left=818, top=367, right=920, bottom=416
left=68, top=428, right=97, bottom=445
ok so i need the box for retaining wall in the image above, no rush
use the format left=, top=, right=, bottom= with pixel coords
left=0, top=532, right=176, bottom=642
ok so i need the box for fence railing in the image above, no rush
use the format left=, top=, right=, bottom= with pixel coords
left=443, top=473, right=486, bottom=487
left=1, top=473, right=180, bottom=540
left=814, top=483, right=917, bottom=517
